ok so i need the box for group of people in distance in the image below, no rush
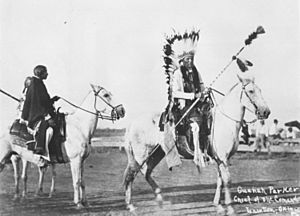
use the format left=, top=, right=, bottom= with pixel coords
left=241, top=118, right=299, bottom=152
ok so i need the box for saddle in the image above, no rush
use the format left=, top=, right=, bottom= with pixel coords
left=48, top=111, right=68, bottom=163
left=9, top=111, right=68, bottom=163
left=9, top=119, right=34, bottom=142
left=159, top=109, right=211, bottom=160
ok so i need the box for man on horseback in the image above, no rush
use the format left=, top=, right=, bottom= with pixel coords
left=172, top=51, right=212, bottom=140
left=163, top=29, right=212, bottom=165
left=21, top=65, right=60, bottom=156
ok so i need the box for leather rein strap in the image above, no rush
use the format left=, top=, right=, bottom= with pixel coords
left=60, top=91, right=120, bottom=121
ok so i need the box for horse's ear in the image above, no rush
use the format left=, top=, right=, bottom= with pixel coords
left=90, top=84, right=96, bottom=91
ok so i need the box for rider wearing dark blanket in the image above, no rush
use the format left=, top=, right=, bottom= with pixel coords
left=21, top=65, right=60, bottom=155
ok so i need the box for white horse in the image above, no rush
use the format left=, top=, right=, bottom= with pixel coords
left=0, top=84, right=125, bottom=208
left=10, top=154, right=58, bottom=199
left=123, top=72, right=270, bottom=215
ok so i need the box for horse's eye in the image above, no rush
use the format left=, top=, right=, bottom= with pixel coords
left=248, top=90, right=254, bottom=94
left=103, top=93, right=110, bottom=98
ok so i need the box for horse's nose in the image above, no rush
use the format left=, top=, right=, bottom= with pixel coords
left=121, top=107, right=125, bottom=117
left=256, top=108, right=271, bottom=119
left=118, top=105, right=125, bottom=118
left=264, top=109, right=271, bottom=118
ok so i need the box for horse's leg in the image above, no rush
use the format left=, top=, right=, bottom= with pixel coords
left=11, top=155, right=20, bottom=200
left=123, top=147, right=139, bottom=211
left=219, top=163, right=235, bottom=216
left=266, top=138, right=272, bottom=157
left=190, top=122, right=205, bottom=168
left=21, top=158, right=29, bottom=199
left=79, top=159, right=88, bottom=207
left=144, top=145, right=165, bottom=206
left=70, top=157, right=82, bottom=208
left=35, top=166, right=47, bottom=196
left=49, top=164, right=56, bottom=198
left=213, top=166, right=225, bottom=215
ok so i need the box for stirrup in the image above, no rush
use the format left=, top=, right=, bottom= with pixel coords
left=37, top=156, right=48, bottom=167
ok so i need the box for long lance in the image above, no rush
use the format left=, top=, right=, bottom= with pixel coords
left=0, top=88, right=20, bottom=102
left=209, top=25, right=265, bottom=87
left=175, top=26, right=265, bottom=127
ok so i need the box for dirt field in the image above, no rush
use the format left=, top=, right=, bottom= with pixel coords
left=0, top=147, right=299, bottom=216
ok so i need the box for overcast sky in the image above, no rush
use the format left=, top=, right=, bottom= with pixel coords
left=0, top=0, right=299, bottom=130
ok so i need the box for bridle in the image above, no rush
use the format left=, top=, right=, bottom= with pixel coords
left=212, top=81, right=258, bottom=124
left=93, top=87, right=123, bottom=121
left=240, top=82, right=260, bottom=117
left=61, top=88, right=123, bottom=122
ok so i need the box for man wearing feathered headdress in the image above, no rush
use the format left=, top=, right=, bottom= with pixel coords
left=163, top=29, right=212, bottom=165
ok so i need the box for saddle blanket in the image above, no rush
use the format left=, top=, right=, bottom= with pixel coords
left=9, top=119, right=69, bottom=164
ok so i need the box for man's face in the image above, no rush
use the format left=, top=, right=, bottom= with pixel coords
left=182, top=56, right=194, bottom=69
left=40, top=70, right=48, bottom=80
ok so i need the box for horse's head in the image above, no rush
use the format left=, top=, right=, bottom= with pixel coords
left=237, top=74, right=270, bottom=120
left=90, top=84, right=125, bottom=120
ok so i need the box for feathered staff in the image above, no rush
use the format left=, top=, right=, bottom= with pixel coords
left=209, top=26, right=265, bottom=87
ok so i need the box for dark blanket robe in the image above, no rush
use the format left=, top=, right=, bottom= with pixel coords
left=21, top=77, right=55, bottom=128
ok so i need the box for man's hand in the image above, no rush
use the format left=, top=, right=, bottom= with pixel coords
left=48, top=119, right=56, bottom=127
left=203, top=88, right=211, bottom=98
left=52, top=96, right=60, bottom=102
left=194, top=89, right=210, bottom=101
left=194, top=92, right=202, bottom=99
left=19, top=118, right=28, bottom=125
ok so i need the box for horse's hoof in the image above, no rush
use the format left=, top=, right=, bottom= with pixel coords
left=35, top=189, right=43, bottom=197
left=127, top=204, right=137, bottom=212
left=227, top=205, right=235, bottom=216
left=156, top=194, right=164, bottom=208
left=76, top=203, right=85, bottom=209
left=34, top=192, right=42, bottom=197
left=216, top=205, right=225, bottom=215
left=82, top=201, right=89, bottom=208
left=12, top=195, right=19, bottom=201
left=20, top=196, right=27, bottom=203
left=48, top=191, right=56, bottom=198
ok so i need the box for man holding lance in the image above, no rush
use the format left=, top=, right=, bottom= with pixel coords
left=163, top=29, right=212, bottom=165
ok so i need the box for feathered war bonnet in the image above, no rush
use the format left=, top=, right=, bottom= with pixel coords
left=163, top=29, right=200, bottom=100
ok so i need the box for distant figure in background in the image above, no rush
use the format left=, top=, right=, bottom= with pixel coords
left=268, top=119, right=281, bottom=138
left=286, top=127, right=296, bottom=146
left=254, top=120, right=268, bottom=152
left=286, top=127, right=296, bottom=139
left=241, top=120, right=250, bottom=145
left=268, top=119, right=281, bottom=145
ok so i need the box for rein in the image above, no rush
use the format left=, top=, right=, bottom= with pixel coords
left=60, top=90, right=119, bottom=121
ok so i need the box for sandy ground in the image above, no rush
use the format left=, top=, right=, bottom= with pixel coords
left=0, top=147, right=299, bottom=216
